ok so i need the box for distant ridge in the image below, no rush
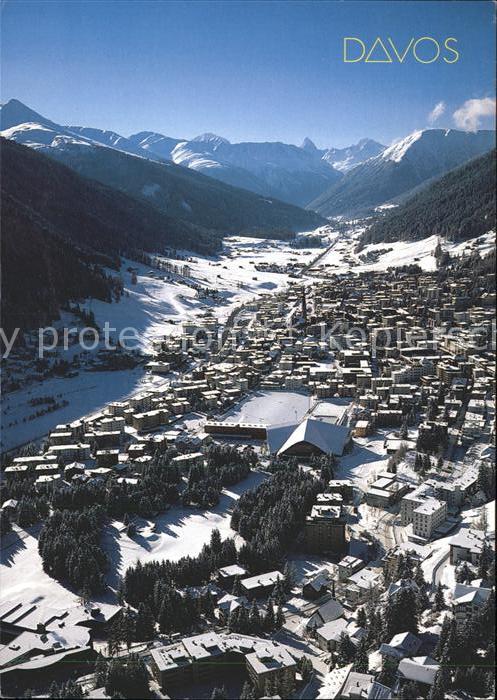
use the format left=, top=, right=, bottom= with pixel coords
left=359, top=149, right=496, bottom=248
left=309, top=128, right=495, bottom=217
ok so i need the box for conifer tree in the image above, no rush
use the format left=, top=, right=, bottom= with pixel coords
left=353, top=637, right=369, bottom=673
left=264, top=601, right=275, bottom=631
left=135, top=602, right=156, bottom=641
left=275, top=603, right=285, bottom=628
left=231, top=575, right=242, bottom=596
left=428, top=668, right=450, bottom=700
left=336, top=633, right=356, bottom=666
left=433, top=582, right=445, bottom=611
left=239, top=681, right=256, bottom=700
left=249, top=599, right=261, bottom=632
left=413, top=562, right=426, bottom=588
left=398, top=681, right=421, bottom=699
left=95, top=653, right=108, bottom=687
left=356, top=607, right=367, bottom=628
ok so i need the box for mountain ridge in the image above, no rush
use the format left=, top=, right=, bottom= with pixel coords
left=309, top=128, right=495, bottom=217
left=1, top=137, right=222, bottom=332
left=1, top=100, right=325, bottom=236
left=358, top=149, right=496, bottom=248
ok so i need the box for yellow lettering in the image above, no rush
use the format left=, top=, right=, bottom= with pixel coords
left=412, top=37, right=440, bottom=64
left=343, top=37, right=366, bottom=63
left=443, top=37, right=460, bottom=63
left=387, top=37, right=414, bottom=63
left=365, top=37, right=393, bottom=63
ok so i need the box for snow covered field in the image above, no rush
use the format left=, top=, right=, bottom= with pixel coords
left=0, top=526, right=119, bottom=616
left=311, top=228, right=496, bottom=276
left=222, top=389, right=313, bottom=425
left=0, top=471, right=268, bottom=615
left=83, top=233, right=329, bottom=353
left=314, top=233, right=440, bottom=273
left=0, top=369, right=169, bottom=452
left=335, top=432, right=389, bottom=491
left=102, top=470, right=268, bottom=585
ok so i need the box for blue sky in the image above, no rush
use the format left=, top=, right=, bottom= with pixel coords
left=1, top=0, right=495, bottom=147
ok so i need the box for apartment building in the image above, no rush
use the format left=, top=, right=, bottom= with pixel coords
left=304, top=505, right=347, bottom=555
left=412, top=498, right=447, bottom=539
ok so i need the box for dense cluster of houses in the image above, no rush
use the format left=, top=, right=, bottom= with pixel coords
left=1, top=264, right=494, bottom=698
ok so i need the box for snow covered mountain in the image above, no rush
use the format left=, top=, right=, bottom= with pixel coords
left=309, top=128, right=495, bottom=217
left=66, top=126, right=167, bottom=160
left=127, top=131, right=184, bottom=160
left=0, top=100, right=325, bottom=237
left=321, top=138, right=385, bottom=172
left=0, top=100, right=169, bottom=162
left=165, top=134, right=344, bottom=207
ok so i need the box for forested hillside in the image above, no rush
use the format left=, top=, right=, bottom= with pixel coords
left=1, top=138, right=220, bottom=332
left=309, top=129, right=494, bottom=218
left=359, top=150, right=496, bottom=248
left=39, top=139, right=325, bottom=235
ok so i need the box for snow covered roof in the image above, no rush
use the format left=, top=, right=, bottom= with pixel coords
left=449, top=528, right=486, bottom=553
left=241, top=570, right=283, bottom=591
left=303, top=569, right=332, bottom=592
left=348, top=567, right=381, bottom=590
left=266, top=421, right=296, bottom=453
left=386, top=578, right=419, bottom=599
left=217, top=594, right=249, bottom=614
left=218, top=564, right=247, bottom=578
left=398, top=656, right=439, bottom=686
left=307, top=598, right=344, bottom=629
left=272, top=417, right=350, bottom=456
left=452, top=583, right=492, bottom=607
left=316, top=617, right=347, bottom=641
left=379, top=632, right=422, bottom=659
left=339, top=670, right=392, bottom=699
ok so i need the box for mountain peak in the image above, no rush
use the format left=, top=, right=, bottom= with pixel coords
left=191, top=133, right=230, bottom=147
left=301, top=137, right=318, bottom=152
left=0, top=98, right=61, bottom=131
left=382, top=130, right=425, bottom=162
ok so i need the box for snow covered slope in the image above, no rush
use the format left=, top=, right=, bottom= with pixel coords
left=321, top=137, right=385, bottom=172
left=310, top=226, right=495, bottom=276
left=310, top=128, right=495, bottom=217
left=66, top=126, right=166, bottom=160
left=168, top=134, right=343, bottom=206
left=127, top=130, right=184, bottom=159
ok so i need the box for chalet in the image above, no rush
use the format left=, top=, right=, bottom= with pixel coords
left=302, top=569, right=332, bottom=599
left=379, top=632, right=422, bottom=661
left=316, top=619, right=366, bottom=653
left=344, top=567, right=382, bottom=606
left=337, top=556, right=365, bottom=582
left=449, top=528, right=486, bottom=565
left=451, top=583, right=492, bottom=630
left=241, top=571, right=283, bottom=599
left=306, top=598, right=344, bottom=632
left=396, top=656, right=439, bottom=694
left=216, top=594, right=250, bottom=624
left=217, top=564, right=248, bottom=589
left=338, top=670, right=392, bottom=699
